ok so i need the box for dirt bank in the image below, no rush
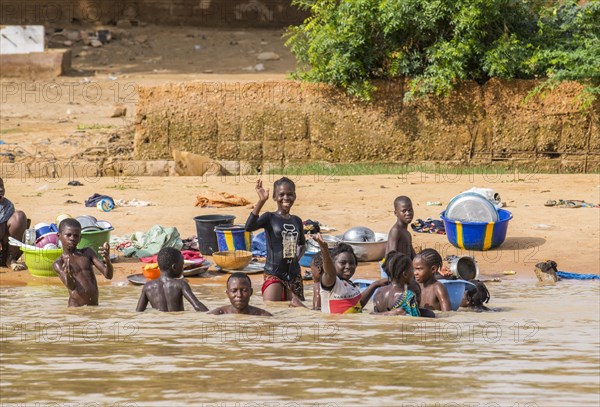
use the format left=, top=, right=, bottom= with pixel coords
left=2, top=173, right=598, bottom=288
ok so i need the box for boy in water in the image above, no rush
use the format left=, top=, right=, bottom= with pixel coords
left=208, top=272, right=272, bottom=316
left=386, top=196, right=416, bottom=259
left=136, top=247, right=208, bottom=312
left=0, top=178, right=28, bottom=271
left=53, top=218, right=113, bottom=307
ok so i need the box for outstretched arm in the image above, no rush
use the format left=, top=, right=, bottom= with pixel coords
left=136, top=287, right=149, bottom=312
left=92, top=243, right=113, bottom=279
left=183, top=283, right=208, bottom=312
left=53, top=256, right=76, bottom=290
left=360, top=278, right=390, bottom=308
left=314, top=234, right=336, bottom=288
left=246, top=180, right=269, bottom=232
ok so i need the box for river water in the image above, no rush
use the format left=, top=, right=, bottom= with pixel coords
left=1, top=279, right=598, bottom=407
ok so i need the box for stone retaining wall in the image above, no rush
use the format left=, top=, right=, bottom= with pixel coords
left=133, top=79, right=599, bottom=173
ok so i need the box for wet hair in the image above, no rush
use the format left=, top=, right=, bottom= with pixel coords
left=415, top=248, right=443, bottom=271
left=394, top=195, right=412, bottom=209
left=465, top=280, right=491, bottom=311
left=383, top=251, right=412, bottom=283
left=272, top=177, right=296, bottom=198
left=157, top=247, right=184, bottom=277
left=58, top=218, right=81, bottom=233
left=332, top=243, right=358, bottom=264
left=227, top=272, right=252, bottom=287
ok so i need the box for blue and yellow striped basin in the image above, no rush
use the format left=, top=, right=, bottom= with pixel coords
left=215, top=225, right=252, bottom=252
left=441, top=209, right=512, bottom=251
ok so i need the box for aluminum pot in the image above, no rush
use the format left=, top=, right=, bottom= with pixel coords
left=306, top=235, right=341, bottom=251
left=342, top=226, right=376, bottom=242
left=448, top=256, right=479, bottom=280
left=337, top=232, right=388, bottom=262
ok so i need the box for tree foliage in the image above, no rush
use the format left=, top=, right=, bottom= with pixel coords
left=285, top=0, right=600, bottom=100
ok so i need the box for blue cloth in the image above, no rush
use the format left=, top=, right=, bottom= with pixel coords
left=251, top=231, right=267, bottom=257
left=556, top=271, right=600, bottom=280
left=85, top=193, right=114, bottom=208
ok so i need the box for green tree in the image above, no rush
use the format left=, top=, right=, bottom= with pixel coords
left=285, top=0, right=600, bottom=100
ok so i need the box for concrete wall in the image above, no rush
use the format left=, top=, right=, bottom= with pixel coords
left=0, top=0, right=308, bottom=27
left=132, top=79, right=600, bottom=173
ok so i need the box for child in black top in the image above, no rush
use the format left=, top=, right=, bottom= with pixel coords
left=245, top=178, right=306, bottom=307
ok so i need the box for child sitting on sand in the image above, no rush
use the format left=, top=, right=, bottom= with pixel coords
left=136, top=247, right=208, bottom=312
left=373, top=251, right=434, bottom=317
left=208, top=272, right=272, bottom=316
left=0, top=178, right=28, bottom=271
left=53, top=218, right=113, bottom=307
left=314, top=234, right=388, bottom=314
left=386, top=196, right=416, bottom=259
left=413, top=248, right=452, bottom=311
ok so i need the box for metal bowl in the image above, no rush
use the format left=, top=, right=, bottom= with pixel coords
left=445, top=192, right=498, bottom=223
left=337, top=232, right=388, bottom=262
left=306, top=235, right=341, bottom=251
left=342, top=226, right=376, bottom=242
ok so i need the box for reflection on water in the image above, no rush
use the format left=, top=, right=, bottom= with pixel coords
left=1, top=280, right=599, bottom=406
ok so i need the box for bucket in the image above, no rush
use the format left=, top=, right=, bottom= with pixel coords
left=439, top=279, right=476, bottom=311
left=215, top=225, right=252, bottom=252
left=441, top=209, right=512, bottom=251
left=194, top=215, right=235, bottom=255
left=78, top=228, right=112, bottom=258
left=448, top=256, right=479, bottom=280
left=21, top=247, right=62, bottom=277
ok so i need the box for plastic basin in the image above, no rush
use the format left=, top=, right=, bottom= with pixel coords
left=20, top=247, right=62, bottom=277
left=441, top=209, right=512, bottom=251
left=215, top=225, right=252, bottom=252
left=439, top=279, right=476, bottom=311
left=78, top=228, right=112, bottom=257
left=300, top=250, right=319, bottom=267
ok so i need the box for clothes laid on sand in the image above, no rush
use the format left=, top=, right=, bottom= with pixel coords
left=111, top=225, right=183, bottom=258
left=246, top=212, right=305, bottom=300
left=251, top=231, right=267, bottom=257
left=0, top=197, right=15, bottom=223
left=195, top=191, right=250, bottom=208
left=390, top=290, right=420, bottom=317
left=411, top=218, right=446, bottom=234
left=85, top=193, right=114, bottom=208
left=139, top=250, right=204, bottom=263
left=544, top=199, right=600, bottom=208
left=320, top=276, right=362, bottom=314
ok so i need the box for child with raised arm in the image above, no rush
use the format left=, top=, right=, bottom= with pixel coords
left=373, top=251, right=434, bottom=317
left=245, top=178, right=306, bottom=307
left=53, top=218, right=113, bottom=307
left=413, top=248, right=452, bottom=311
left=386, top=196, right=416, bottom=259
left=314, top=234, right=388, bottom=314
left=136, top=247, right=208, bottom=312
left=208, top=272, right=272, bottom=316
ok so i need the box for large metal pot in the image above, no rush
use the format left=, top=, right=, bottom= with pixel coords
left=342, top=226, right=376, bottom=242
left=306, top=234, right=341, bottom=251
left=448, top=256, right=479, bottom=280
left=337, top=232, right=388, bottom=262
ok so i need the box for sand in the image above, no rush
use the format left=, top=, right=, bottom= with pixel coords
left=1, top=24, right=599, bottom=288
left=1, top=173, right=598, bottom=288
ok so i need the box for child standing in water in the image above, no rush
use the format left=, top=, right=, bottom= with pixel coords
left=136, top=247, right=208, bottom=312
left=208, top=272, right=272, bottom=316
left=245, top=178, right=306, bottom=307
left=413, top=248, right=452, bottom=311
left=314, top=234, right=388, bottom=314
left=373, top=251, right=434, bottom=317
left=53, top=218, right=113, bottom=307
left=385, top=196, right=416, bottom=259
